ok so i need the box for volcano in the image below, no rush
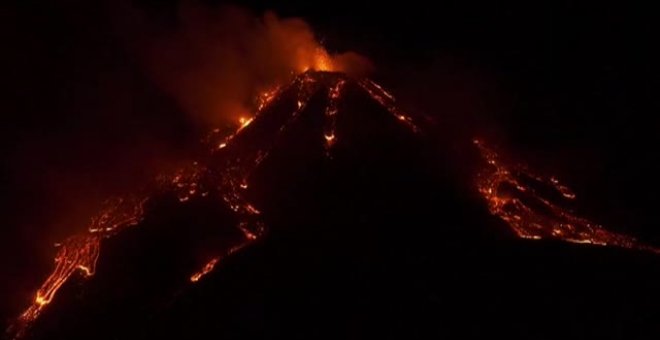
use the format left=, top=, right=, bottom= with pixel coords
left=6, top=71, right=660, bottom=339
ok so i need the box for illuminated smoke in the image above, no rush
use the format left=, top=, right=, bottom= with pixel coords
left=121, top=2, right=372, bottom=127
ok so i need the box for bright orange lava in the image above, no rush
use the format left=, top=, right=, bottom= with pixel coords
left=474, top=139, right=659, bottom=253
left=11, top=235, right=101, bottom=338
left=190, top=258, right=219, bottom=282
left=238, top=116, right=254, bottom=130
left=9, top=71, right=425, bottom=339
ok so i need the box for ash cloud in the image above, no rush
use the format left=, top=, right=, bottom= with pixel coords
left=119, top=2, right=372, bottom=127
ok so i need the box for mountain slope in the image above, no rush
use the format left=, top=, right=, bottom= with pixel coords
left=7, top=71, right=660, bottom=340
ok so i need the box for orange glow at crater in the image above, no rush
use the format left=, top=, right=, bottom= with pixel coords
left=299, top=48, right=336, bottom=73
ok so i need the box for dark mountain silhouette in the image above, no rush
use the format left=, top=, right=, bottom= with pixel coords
left=7, top=71, right=660, bottom=339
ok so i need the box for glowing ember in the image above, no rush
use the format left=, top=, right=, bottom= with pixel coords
left=238, top=116, right=254, bottom=130
left=87, top=196, right=147, bottom=235
left=189, top=242, right=252, bottom=283
left=208, top=86, right=284, bottom=153
left=257, top=86, right=281, bottom=112
left=474, top=139, right=659, bottom=253
left=190, top=258, right=219, bottom=282
left=324, top=133, right=335, bottom=143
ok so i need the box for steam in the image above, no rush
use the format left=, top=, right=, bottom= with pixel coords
left=121, top=2, right=371, bottom=127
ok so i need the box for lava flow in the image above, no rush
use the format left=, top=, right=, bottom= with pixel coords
left=11, top=68, right=656, bottom=339
left=16, top=235, right=100, bottom=327
left=7, top=70, right=421, bottom=339
left=474, top=139, right=659, bottom=253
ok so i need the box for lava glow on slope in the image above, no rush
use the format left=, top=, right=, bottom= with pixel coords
left=8, top=70, right=657, bottom=339
left=474, top=139, right=658, bottom=253
left=299, top=47, right=336, bottom=73
left=7, top=71, right=420, bottom=339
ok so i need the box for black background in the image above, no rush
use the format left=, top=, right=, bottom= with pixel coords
left=2, top=0, right=659, bottom=337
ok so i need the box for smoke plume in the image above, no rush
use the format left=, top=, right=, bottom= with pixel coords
left=120, top=2, right=372, bottom=127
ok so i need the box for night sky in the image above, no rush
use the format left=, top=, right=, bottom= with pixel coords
left=2, top=0, right=660, bottom=336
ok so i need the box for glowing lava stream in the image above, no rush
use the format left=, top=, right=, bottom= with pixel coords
left=358, top=79, right=420, bottom=133
left=189, top=258, right=218, bottom=283
left=17, top=235, right=101, bottom=326
left=8, top=94, right=271, bottom=339
left=8, top=71, right=356, bottom=339
left=15, top=69, right=655, bottom=339
left=474, top=139, right=659, bottom=253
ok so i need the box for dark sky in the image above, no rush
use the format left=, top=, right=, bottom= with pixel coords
left=1, top=0, right=659, bottom=316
